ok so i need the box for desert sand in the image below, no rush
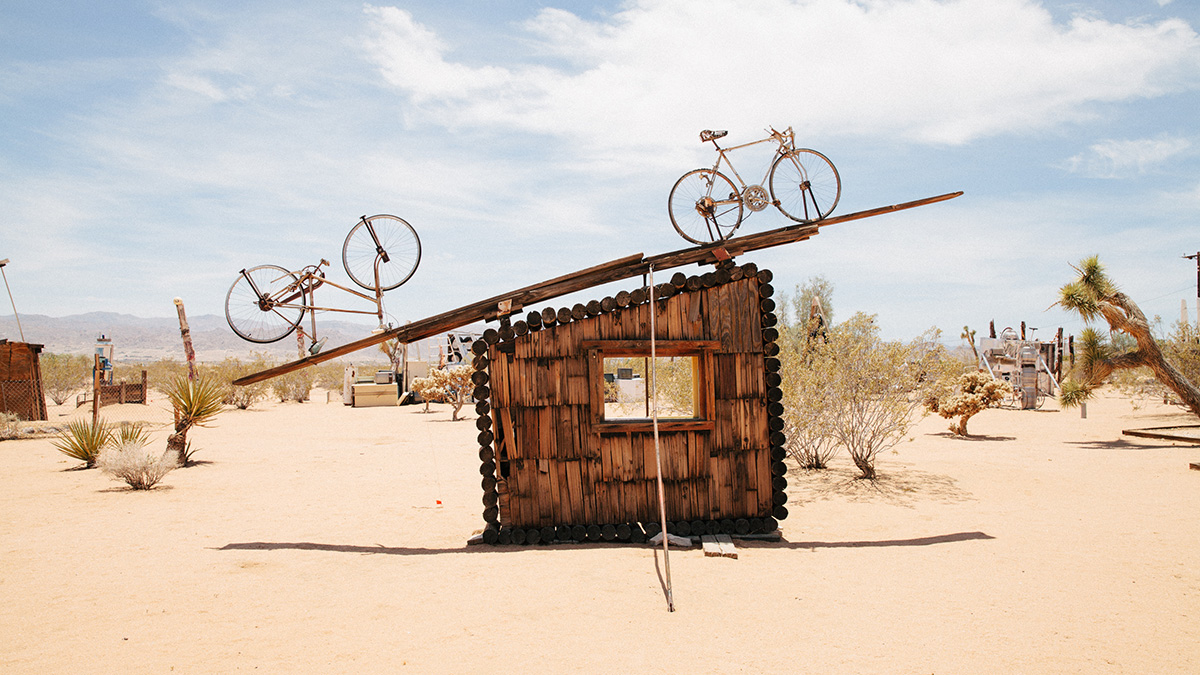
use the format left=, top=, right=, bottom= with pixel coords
left=2, top=391, right=1198, bottom=673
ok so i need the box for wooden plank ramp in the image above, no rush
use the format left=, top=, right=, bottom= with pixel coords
left=233, top=192, right=961, bottom=386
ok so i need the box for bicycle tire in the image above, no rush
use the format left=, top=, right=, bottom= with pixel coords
left=668, top=169, right=744, bottom=244
left=769, top=148, right=841, bottom=223
left=342, top=214, right=421, bottom=291
left=225, top=264, right=306, bottom=343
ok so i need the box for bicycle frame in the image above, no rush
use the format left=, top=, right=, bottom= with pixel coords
left=238, top=257, right=388, bottom=347
left=708, top=127, right=795, bottom=194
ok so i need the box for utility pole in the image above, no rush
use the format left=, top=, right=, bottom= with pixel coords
left=0, top=259, right=25, bottom=342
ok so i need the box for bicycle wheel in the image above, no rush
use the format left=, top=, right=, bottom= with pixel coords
left=225, top=265, right=306, bottom=343
left=668, top=169, right=744, bottom=245
left=342, top=214, right=421, bottom=291
left=769, top=148, right=841, bottom=223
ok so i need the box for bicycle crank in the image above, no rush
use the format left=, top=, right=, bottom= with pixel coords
left=741, top=185, right=770, bottom=212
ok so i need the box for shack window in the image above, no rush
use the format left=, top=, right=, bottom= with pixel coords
left=583, top=340, right=719, bottom=432
left=603, top=356, right=697, bottom=420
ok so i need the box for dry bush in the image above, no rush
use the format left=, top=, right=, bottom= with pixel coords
left=98, top=437, right=178, bottom=490
left=926, top=370, right=1011, bottom=436
left=39, top=353, right=92, bottom=405
left=410, top=366, right=473, bottom=420
left=310, top=360, right=350, bottom=390
left=779, top=313, right=950, bottom=480
left=204, top=354, right=275, bottom=409
left=271, top=369, right=313, bottom=403
left=1, top=412, right=22, bottom=440
left=116, top=358, right=188, bottom=394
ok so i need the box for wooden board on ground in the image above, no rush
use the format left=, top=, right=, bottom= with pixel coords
left=701, top=534, right=738, bottom=559
left=1122, top=425, right=1200, bottom=445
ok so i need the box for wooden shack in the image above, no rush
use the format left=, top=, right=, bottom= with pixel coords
left=0, top=340, right=48, bottom=421
left=471, top=262, right=787, bottom=544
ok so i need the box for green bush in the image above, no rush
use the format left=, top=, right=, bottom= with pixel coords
left=40, top=353, right=92, bottom=405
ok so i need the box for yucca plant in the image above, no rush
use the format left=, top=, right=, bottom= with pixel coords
left=114, top=421, right=151, bottom=446
left=52, top=418, right=113, bottom=468
left=164, top=375, right=225, bottom=467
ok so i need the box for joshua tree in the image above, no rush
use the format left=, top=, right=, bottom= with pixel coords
left=1056, top=255, right=1200, bottom=416
left=961, top=326, right=979, bottom=363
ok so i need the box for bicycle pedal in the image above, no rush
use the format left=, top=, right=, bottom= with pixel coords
left=309, top=337, right=327, bottom=355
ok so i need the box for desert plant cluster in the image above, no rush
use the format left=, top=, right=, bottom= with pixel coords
left=925, top=370, right=1012, bottom=436
left=410, top=366, right=474, bottom=419
left=51, top=419, right=176, bottom=489
left=778, top=309, right=964, bottom=480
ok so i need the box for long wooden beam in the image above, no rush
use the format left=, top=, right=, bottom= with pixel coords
left=233, top=191, right=961, bottom=385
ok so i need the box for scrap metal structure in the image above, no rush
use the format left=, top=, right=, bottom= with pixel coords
left=233, top=191, right=962, bottom=544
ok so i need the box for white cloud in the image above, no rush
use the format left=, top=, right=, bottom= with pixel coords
left=1063, top=135, right=1192, bottom=177
left=363, top=0, right=1200, bottom=162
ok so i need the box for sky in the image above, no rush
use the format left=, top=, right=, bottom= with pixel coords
left=2, top=0, right=1199, bottom=348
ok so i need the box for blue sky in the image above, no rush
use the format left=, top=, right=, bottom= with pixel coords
left=2, top=0, right=1198, bottom=346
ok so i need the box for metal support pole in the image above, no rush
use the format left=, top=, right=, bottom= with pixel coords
left=1186, top=253, right=1200, bottom=328
left=0, top=259, right=24, bottom=342
left=648, top=265, right=674, bottom=612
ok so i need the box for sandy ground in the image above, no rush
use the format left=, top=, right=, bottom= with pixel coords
left=2, top=391, right=1198, bottom=674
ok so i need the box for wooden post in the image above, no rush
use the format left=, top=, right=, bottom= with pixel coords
left=91, top=353, right=100, bottom=425
left=173, top=298, right=197, bottom=382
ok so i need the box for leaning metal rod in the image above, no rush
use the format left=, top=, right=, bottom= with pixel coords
left=648, top=265, right=675, bottom=612
left=0, top=260, right=26, bottom=341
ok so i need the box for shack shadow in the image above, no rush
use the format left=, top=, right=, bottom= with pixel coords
left=741, top=530, right=995, bottom=550
left=216, top=540, right=630, bottom=556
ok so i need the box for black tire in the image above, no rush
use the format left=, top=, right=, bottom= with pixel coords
left=668, top=169, right=744, bottom=244
left=225, top=265, right=305, bottom=343
left=342, top=214, right=421, bottom=291
left=769, top=149, right=841, bottom=223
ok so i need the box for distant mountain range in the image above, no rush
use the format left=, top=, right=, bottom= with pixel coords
left=0, top=312, right=420, bottom=364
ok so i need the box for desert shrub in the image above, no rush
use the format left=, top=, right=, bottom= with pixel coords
left=165, top=376, right=225, bottom=466
left=779, top=313, right=949, bottom=480
left=311, top=360, right=350, bottom=390
left=1, top=412, right=22, bottom=440
left=778, top=329, right=839, bottom=470
left=410, top=366, right=473, bottom=420
left=410, top=374, right=442, bottom=412
left=271, top=368, right=313, bottom=403
left=926, top=370, right=1011, bottom=436
left=127, top=358, right=190, bottom=394
left=52, top=418, right=113, bottom=468
left=205, top=354, right=275, bottom=409
left=98, top=437, right=177, bottom=490
left=40, top=353, right=92, bottom=405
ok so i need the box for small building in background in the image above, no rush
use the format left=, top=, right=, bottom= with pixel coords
left=0, top=340, right=47, bottom=421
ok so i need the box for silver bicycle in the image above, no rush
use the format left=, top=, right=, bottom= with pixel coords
left=224, top=214, right=421, bottom=349
left=668, top=126, right=841, bottom=245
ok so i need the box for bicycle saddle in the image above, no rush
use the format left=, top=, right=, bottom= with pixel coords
left=699, top=129, right=728, bottom=142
